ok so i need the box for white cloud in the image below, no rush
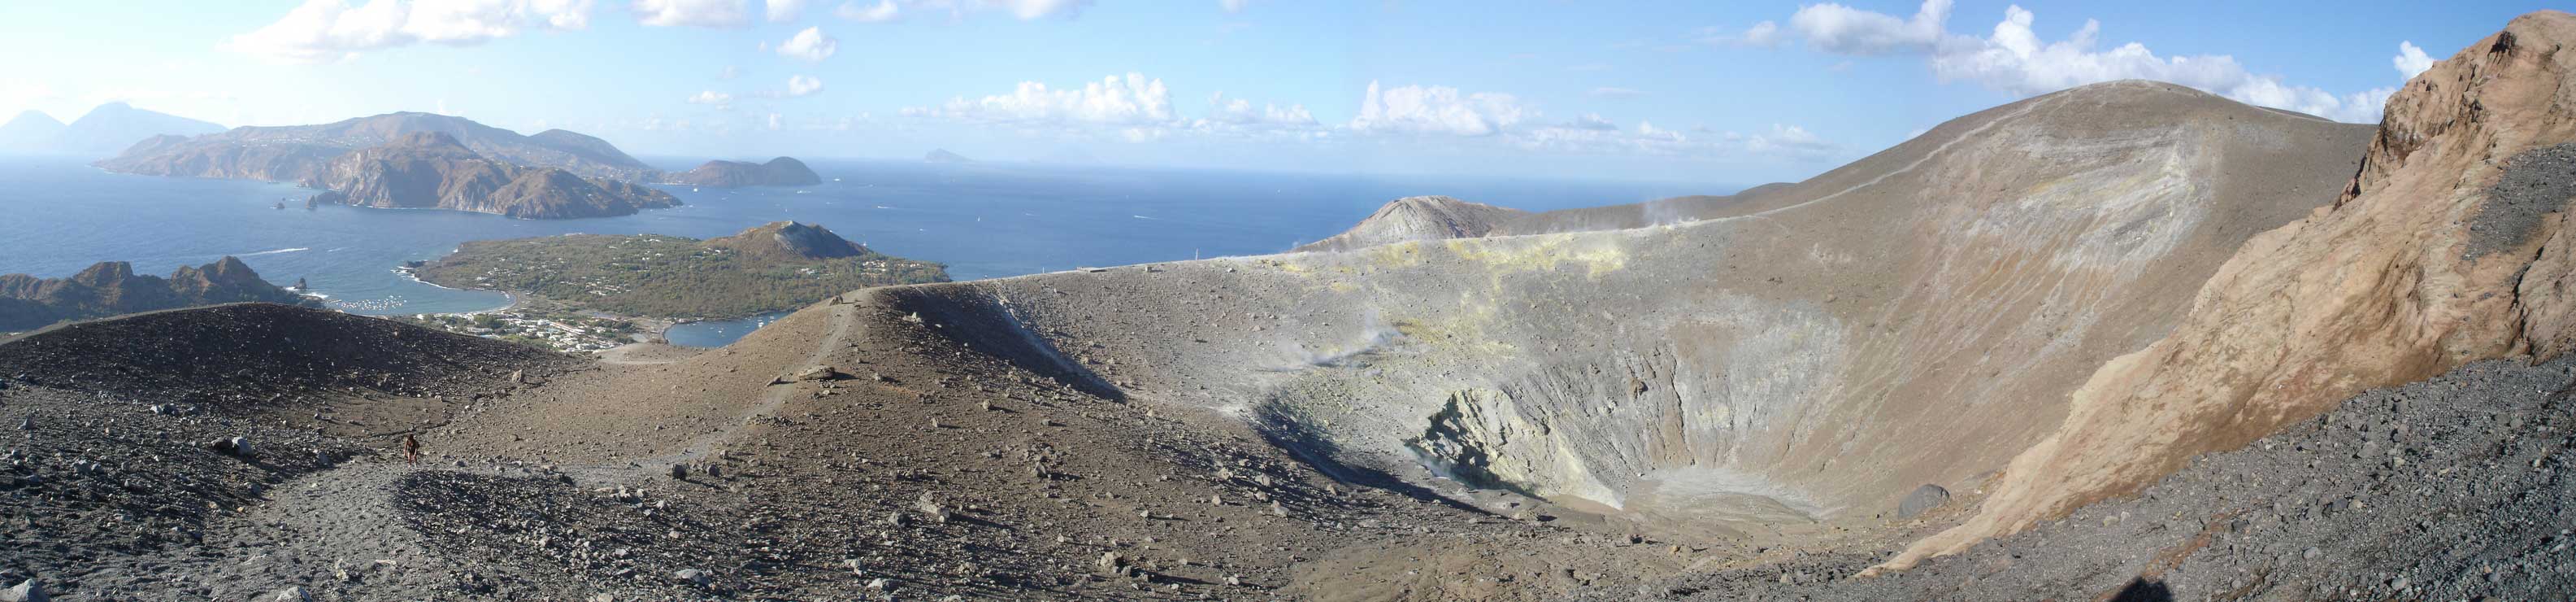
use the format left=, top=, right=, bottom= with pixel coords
left=785, top=74, right=825, bottom=96
left=766, top=0, right=804, bottom=22
left=1219, top=0, right=1248, bottom=13
left=842, top=0, right=1084, bottom=22
left=988, top=0, right=1089, bottom=20
left=766, top=112, right=784, bottom=130
left=1698, top=21, right=1782, bottom=48
left=1782, top=0, right=2408, bottom=123
left=1349, top=81, right=1531, bottom=137
left=685, top=90, right=733, bottom=108
left=777, top=26, right=836, bottom=62
left=1741, top=124, right=1835, bottom=157
left=836, top=0, right=898, bottom=21
left=1565, top=113, right=1618, bottom=131
left=2394, top=41, right=2435, bottom=79
left=718, top=65, right=741, bottom=79
left=1204, top=92, right=1315, bottom=126
left=632, top=0, right=748, bottom=27
left=1589, top=86, right=1646, bottom=98
left=928, top=73, right=1175, bottom=125
left=1789, top=0, right=1949, bottom=55
left=225, top=0, right=596, bottom=64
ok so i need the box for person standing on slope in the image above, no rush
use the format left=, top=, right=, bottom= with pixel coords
left=402, top=434, right=421, bottom=465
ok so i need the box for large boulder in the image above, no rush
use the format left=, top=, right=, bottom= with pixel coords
left=1896, top=484, right=1952, bottom=518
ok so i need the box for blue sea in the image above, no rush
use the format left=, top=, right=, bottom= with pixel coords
left=0, top=156, right=1714, bottom=346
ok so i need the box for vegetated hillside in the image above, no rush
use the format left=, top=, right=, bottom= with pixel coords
left=666, top=156, right=821, bottom=187
left=0, top=256, right=312, bottom=332
left=411, top=221, right=946, bottom=319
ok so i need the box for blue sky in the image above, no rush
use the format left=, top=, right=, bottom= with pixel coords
left=0, top=1, right=2551, bottom=185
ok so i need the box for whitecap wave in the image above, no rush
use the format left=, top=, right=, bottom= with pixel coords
left=238, top=247, right=310, bottom=256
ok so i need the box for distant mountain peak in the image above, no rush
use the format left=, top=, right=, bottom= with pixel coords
left=924, top=148, right=973, bottom=164
left=667, top=156, right=821, bottom=187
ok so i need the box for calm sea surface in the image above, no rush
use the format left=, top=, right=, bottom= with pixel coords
left=0, top=156, right=1717, bottom=346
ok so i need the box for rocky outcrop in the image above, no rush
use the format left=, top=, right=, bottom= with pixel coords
left=306, top=132, right=680, bottom=220
left=667, top=157, right=821, bottom=187
left=1881, top=9, right=2576, bottom=572
left=704, top=220, right=869, bottom=260
left=0, top=256, right=313, bottom=332
left=1292, top=196, right=1529, bottom=253
left=96, top=111, right=659, bottom=183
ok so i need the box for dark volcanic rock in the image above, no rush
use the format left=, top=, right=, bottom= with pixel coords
left=0, top=256, right=312, bottom=332
left=667, top=156, right=820, bottom=187
left=306, top=132, right=680, bottom=220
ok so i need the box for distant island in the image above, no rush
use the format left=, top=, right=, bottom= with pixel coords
left=923, top=148, right=973, bottom=164
left=305, top=132, right=680, bottom=220
left=0, top=102, right=225, bottom=157
left=408, top=221, right=946, bottom=321
left=0, top=256, right=314, bottom=333
left=667, top=156, right=821, bottom=187
left=96, top=111, right=662, bottom=185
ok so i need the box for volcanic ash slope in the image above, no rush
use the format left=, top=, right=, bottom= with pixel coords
left=895, top=77, right=2375, bottom=543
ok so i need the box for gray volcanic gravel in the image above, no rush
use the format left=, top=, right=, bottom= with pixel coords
left=1607, top=356, right=2576, bottom=601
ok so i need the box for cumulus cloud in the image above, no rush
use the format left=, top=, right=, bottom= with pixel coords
left=777, top=26, right=836, bottom=61
left=1781, top=0, right=2411, bottom=123
left=224, top=0, right=595, bottom=64
left=785, top=74, right=825, bottom=96
left=1349, top=81, right=1532, bottom=137
left=1205, top=92, right=1316, bottom=126
left=836, top=0, right=898, bottom=21
left=2394, top=41, right=2435, bottom=78
left=633, top=0, right=748, bottom=27
left=828, top=0, right=1083, bottom=23
left=927, top=73, right=1175, bottom=124
left=1566, top=113, right=1618, bottom=131
left=766, top=0, right=804, bottom=22
left=1789, top=0, right=1948, bottom=55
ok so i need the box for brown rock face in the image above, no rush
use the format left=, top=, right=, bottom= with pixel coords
left=667, top=157, right=822, bottom=188
left=308, top=132, right=680, bottom=220
left=1882, top=9, right=2576, bottom=572
left=0, top=256, right=312, bottom=332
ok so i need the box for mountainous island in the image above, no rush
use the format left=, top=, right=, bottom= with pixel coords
left=664, top=156, right=821, bottom=187
left=923, top=148, right=973, bottom=164
left=305, top=132, right=680, bottom=220
left=96, top=111, right=661, bottom=185
left=0, top=102, right=225, bottom=157
left=0, top=256, right=312, bottom=333
left=409, top=220, right=945, bottom=321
